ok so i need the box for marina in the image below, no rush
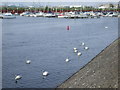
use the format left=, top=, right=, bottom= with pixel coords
left=1, top=1, right=119, bottom=88
left=0, top=11, right=119, bottom=19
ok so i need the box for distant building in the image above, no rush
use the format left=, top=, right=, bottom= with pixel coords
left=98, top=3, right=118, bottom=9
left=113, top=4, right=119, bottom=9
left=69, top=5, right=82, bottom=8
left=59, top=5, right=82, bottom=8
left=28, top=6, right=34, bottom=8
left=98, top=6, right=106, bottom=9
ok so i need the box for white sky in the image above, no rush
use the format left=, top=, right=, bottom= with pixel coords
left=0, top=0, right=119, bottom=2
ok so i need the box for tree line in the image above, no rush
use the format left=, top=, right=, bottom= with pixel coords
left=0, top=5, right=119, bottom=14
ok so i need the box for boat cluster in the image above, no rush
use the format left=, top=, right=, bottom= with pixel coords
left=19, top=11, right=119, bottom=18
left=0, top=11, right=119, bottom=19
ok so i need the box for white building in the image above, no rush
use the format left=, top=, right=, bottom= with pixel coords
left=69, top=5, right=82, bottom=8
left=98, top=6, right=106, bottom=9
left=98, top=4, right=118, bottom=9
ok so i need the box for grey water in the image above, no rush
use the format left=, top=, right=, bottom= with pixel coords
left=2, top=16, right=118, bottom=88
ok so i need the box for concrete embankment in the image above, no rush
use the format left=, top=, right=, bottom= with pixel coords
left=57, top=38, right=119, bottom=88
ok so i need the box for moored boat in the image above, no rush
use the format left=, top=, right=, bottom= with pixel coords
left=34, top=12, right=44, bottom=17
left=2, top=13, right=16, bottom=19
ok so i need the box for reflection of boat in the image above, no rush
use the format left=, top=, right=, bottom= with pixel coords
left=43, top=13, right=56, bottom=18
left=78, top=14, right=88, bottom=18
left=118, top=15, right=120, bottom=18
left=0, top=14, right=3, bottom=18
left=58, top=15, right=66, bottom=18
left=68, top=15, right=78, bottom=19
left=2, top=13, right=16, bottom=19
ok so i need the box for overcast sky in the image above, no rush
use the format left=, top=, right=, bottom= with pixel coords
left=0, top=0, right=119, bottom=7
left=0, top=0, right=119, bottom=2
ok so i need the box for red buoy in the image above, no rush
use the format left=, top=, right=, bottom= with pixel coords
left=67, top=26, right=70, bottom=30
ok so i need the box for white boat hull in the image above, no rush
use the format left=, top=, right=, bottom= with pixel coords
left=2, top=16, right=16, bottom=19
left=58, top=16, right=65, bottom=18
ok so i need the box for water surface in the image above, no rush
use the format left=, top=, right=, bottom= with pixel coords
left=2, top=16, right=118, bottom=88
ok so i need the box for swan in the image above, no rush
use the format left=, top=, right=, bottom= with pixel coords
left=73, top=48, right=77, bottom=50
left=65, top=58, right=70, bottom=62
left=15, top=75, right=22, bottom=80
left=26, top=60, right=31, bottom=64
left=105, top=26, right=108, bottom=29
left=77, top=52, right=82, bottom=56
left=84, top=47, right=89, bottom=50
left=74, top=49, right=78, bottom=53
left=43, top=71, right=49, bottom=76
left=81, top=42, right=85, bottom=46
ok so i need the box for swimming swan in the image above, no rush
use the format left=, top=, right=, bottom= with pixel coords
left=26, top=60, right=31, bottom=64
left=15, top=75, right=22, bottom=80
left=65, top=58, right=70, bottom=62
left=84, top=47, right=89, bottom=50
left=43, top=71, right=49, bottom=76
left=77, top=52, right=82, bottom=56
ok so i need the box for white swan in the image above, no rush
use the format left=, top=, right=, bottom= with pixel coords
left=77, top=52, right=82, bottom=56
left=65, top=58, right=70, bottom=62
left=15, top=75, right=22, bottom=80
left=26, top=60, right=31, bottom=64
left=74, top=49, right=78, bottom=53
left=81, top=42, right=85, bottom=46
left=73, top=48, right=77, bottom=50
left=84, top=46, right=89, bottom=50
left=105, top=26, right=108, bottom=29
left=43, top=71, right=49, bottom=76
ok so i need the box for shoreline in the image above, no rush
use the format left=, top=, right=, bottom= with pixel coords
left=56, top=38, right=119, bottom=88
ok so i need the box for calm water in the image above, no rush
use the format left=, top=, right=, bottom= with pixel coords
left=2, top=16, right=118, bottom=88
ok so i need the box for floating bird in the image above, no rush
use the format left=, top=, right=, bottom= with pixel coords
left=42, top=71, right=49, bottom=76
left=26, top=60, right=31, bottom=64
left=74, top=49, right=78, bottom=53
left=15, top=75, right=22, bottom=81
left=84, top=47, right=89, bottom=50
left=105, top=26, right=108, bottom=29
left=77, top=52, right=82, bottom=56
left=65, top=58, right=70, bottom=62
left=73, top=48, right=77, bottom=50
left=81, top=42, right=85, bottom=46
